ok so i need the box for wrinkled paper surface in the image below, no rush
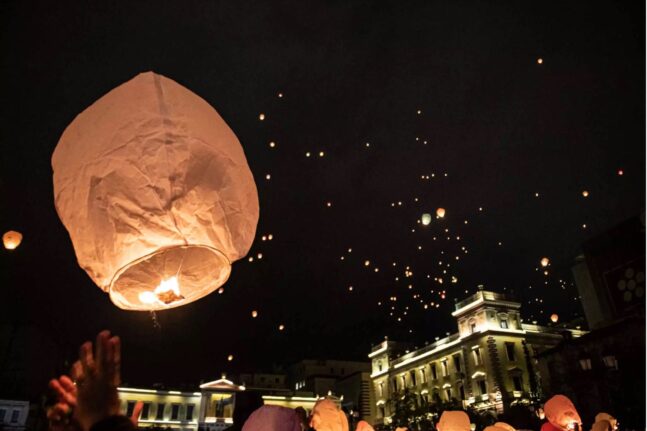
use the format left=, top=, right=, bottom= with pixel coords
left=52, top=72, right=259, bottom=309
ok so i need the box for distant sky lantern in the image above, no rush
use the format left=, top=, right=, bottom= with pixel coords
left=3, top=230, right=23, bottom=250
left=436, top=208, right=446, bottom=218
left=278, top=324, right=285, bottom=331
left=259, top=113, right=265, bottom=120
left=582, top=190, right=589, bottom=197
left=540, top=257, right=550, bottom=267
left=537, top=58, right=543, bottom=64
left=227, top=354, right=234, bottom=361
left=421, top=213, right=432, bottom=225
left=251, top=310, right=258, bottom=318
left=550, top=313, right=559, bottom=323
left=617, top=169, right=624, bottom=176
left=52, top=72, right=259, bottom=311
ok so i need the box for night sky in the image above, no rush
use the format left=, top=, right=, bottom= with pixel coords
left=0, top=1, right=644, bottom=396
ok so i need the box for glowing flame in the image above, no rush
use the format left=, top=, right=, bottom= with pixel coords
left=138, top=291, right=157, bottom=304
left=155, top=276, right=180, bottom=295
left=138, top=276, right=183, bottom=305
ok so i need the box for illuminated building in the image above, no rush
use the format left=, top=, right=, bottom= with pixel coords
left=117, top=376, right=321, bottom=431
left=369, top=289, right=585, bottom=424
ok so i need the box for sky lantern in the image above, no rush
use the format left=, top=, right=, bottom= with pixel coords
left=540, top=257, right=550, bottom=267
left=550, top=313, right=559, bottom=323
left=436, top=208, right=446, bottom=218
left=52, top=72, right=259, bottom=311
left=544, top=395, right=582, bottom=430
left=421, top=213, right=432, bottom=225
left=2, top=230, right=23, bottom=250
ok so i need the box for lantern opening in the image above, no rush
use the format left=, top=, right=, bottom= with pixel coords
left=109, top=244, right=231, bottom=311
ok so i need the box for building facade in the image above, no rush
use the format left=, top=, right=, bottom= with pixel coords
left=117, top=376, right=320, bottom=431
left=288, top=359, right=371, bottom=396
left=369, top=290, right=585, bottom=425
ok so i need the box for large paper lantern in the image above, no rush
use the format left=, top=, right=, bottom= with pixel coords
left=52, top=72, right=259, bottom=310
left=421, top=213, right=432, bottom=226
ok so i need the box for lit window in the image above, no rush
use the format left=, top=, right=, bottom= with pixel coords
left=579, top=358, right=592, bottom=371
left=420, top=368, right=427, bottom=383
left=602, top=355, right=618, bottom=370
left=470, top=323, right=477, bottom=333
left=431, top=363, right=438, bottom=379
left=500, top=319, right=508, bottom=329
left=441, top=360, right=449, bottom=376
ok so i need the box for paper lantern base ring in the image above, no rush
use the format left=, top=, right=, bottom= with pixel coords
left=108, top=244, right=231, bottom=311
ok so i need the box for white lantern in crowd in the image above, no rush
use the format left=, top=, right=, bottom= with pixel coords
left=421, top=213, right=432, bottom=226
left=52, top=72, right=259, bottom=310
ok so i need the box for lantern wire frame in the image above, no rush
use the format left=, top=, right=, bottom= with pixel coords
left=108, top=244, right=231, bottom=311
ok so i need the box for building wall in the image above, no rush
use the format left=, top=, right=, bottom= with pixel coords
left=239, top=373, right=287, bottom=390
left=335, top=372, right=376, bottom=423
left=118, top=388, right=201, bottom=431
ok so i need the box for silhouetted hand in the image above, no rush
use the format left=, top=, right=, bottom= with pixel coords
left=48, top=360, right=82, bottom=431
left=73, top=331, right=122, bottom=431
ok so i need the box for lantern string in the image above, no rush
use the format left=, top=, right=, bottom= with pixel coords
left=150, top=310, right=161, bottom=329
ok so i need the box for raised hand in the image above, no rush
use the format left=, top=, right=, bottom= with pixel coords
left=74, top=331, right=122, bottom=431
left=48, top=371, right=80, bottom=431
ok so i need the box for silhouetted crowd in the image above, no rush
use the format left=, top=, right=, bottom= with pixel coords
left=46, top=332, right=623, bottom=431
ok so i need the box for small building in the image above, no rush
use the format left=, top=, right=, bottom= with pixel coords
left=288, top=359, right=371, bottom=397
left=0, top=400, right=29, bottom=431
left=369, top=290, right=585, bottom=426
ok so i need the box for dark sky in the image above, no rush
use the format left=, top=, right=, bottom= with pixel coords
left=0, top=1, right=644, bottom=395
